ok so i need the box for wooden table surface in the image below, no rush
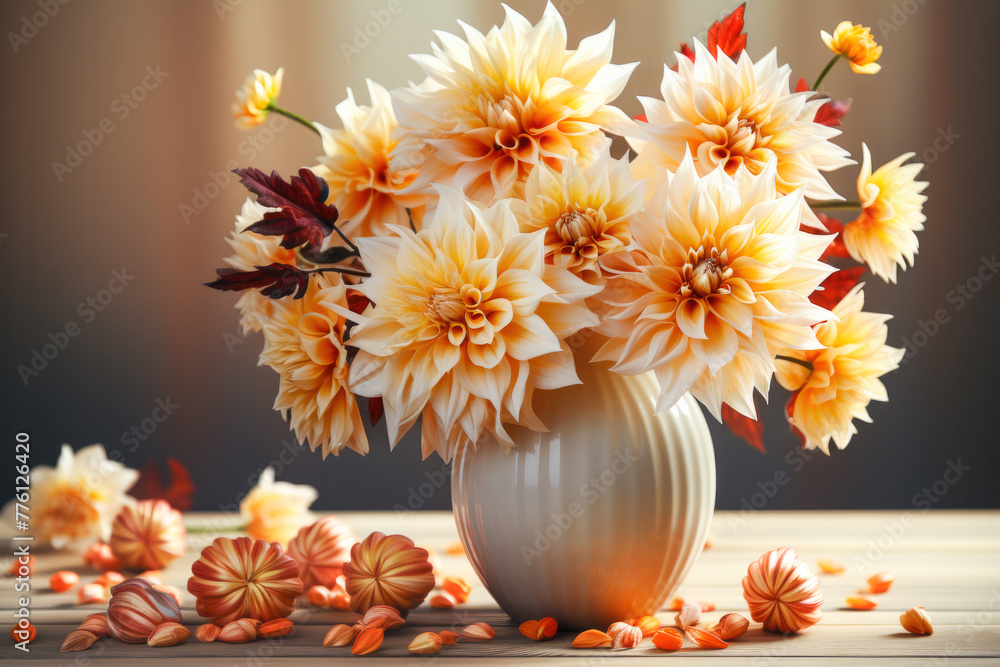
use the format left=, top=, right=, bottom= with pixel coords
left=4, top=510, right=1000, bottom=665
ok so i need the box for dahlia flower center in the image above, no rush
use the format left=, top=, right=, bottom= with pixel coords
left=730, top=119, right=760, bottom=153
left=704, top=115, right=769, bottom=175
left=556, top=210, right=598, bottom=246
left=427, top=288, right=466, bottom=324
left=681, top=244, right=733, bottom=298
left=43, top=484, right=99, bottom=534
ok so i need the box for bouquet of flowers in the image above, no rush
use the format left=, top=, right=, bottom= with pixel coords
left=209, top=3, right=926, bottom=462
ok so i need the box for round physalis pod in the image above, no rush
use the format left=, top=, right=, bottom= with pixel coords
left=84, top=543, right=122, bottom=571
left=287, top=516, right=356, bottom=590
left=106, top=578, right=182, bottom=643
left=110, top=500, right=186, bottom=570
left=742, top=546, right=823, bottom=633
left=342, top=532, right=435, bottom=614
left=187, top=536, right=303, bottom=625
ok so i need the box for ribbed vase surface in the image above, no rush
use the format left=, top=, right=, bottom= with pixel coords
left=451, top=355, right=715, bottom=630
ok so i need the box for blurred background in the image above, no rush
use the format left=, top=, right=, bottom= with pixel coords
left=2, top=0, right=997, bottom=512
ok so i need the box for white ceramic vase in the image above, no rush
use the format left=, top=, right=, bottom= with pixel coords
left=451, top=351, right=715, bottom=630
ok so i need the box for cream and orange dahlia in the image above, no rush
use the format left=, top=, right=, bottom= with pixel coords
left=842, top=143, right=928, bottom=283
left=776, top=286, right=904, bottom=453
left=520, top=147, right=643, bottom=284
left=821, top=22, right=882, bottom=75
left=188, top=536, right=303, bottom=625
left=1, top=444, right=137, bottom=550
left=391, top=2, right=635, bottom=204
left=347, top=189, right=600, bottom=460
left=629, top=40, right=853, bottom=203
left=258, top=275, right=369, bottom=458
left=223, top=198, right=296, bottom=334
left=239, top=467, right=317, bottom=546
left=313, top=79, right=432, bottom=239
left=232, top=67, right=283, bottom=129
left=596, top=156, right=835, bottom=420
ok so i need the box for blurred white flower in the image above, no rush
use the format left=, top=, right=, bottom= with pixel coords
left=2, top=444, right=138, bottom=550
left=240, top=467, right=317, bottom=546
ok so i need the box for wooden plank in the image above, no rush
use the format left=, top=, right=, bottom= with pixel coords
left=10, top=621, right=1000, bottom=661
left=3, top=510, right=999, bottom=663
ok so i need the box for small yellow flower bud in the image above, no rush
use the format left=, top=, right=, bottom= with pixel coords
left=231, top=68, right=283, bottom=129
left=820, top=22, right=882, bottom=74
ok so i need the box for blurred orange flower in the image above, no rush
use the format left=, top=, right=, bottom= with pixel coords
left=240, top=467, right=317, bottom=546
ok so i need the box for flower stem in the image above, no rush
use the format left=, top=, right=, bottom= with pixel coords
left=317, top=266, right=371, bottom=279
left=776, top=355, right=814, bottom=373
left=267, top=103, right=320, bottom=136
left=184, top=521, right=247, bottom=534
left=813, top=55, right=842, bottom=90
left=811, top=200, right=862, bottom=210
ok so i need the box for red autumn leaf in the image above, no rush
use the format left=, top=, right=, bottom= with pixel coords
left=707, top=3, right=747, bottom=60
left=812, top=213, right=851, bottom=261
left=785, top=394, right=807, bottom=448
left=814, top=97, right=852, bottom=127
left=673, top=4, right=744, bottom=71
left=809, top=266, right=865, bottom=310
left=722, top=402, right=765, bottom=453
left=347, top=290, right=370, bottom=315
left=205, top=263, right=311, bottom=300
left=794, top=78, right=851, bottom=126
left=131, top=458, right=196, bottom=511
left=675, top=42, right=696, bottom=67
left=368, top=396, right=385, bottom=427
left=234, top=167, right=339, bottom=249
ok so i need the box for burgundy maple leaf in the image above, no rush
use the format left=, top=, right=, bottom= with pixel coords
left=368, top=396, right=385, bottom=427
left=722, top=400, right=765, bottom=453
left=234, top=167, right=341, bottom=249
left=205, top=262, right=311, bottom=299
left=347, top=290, right=371, bottom=315
left=130, top=458, right=196, bottom=511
